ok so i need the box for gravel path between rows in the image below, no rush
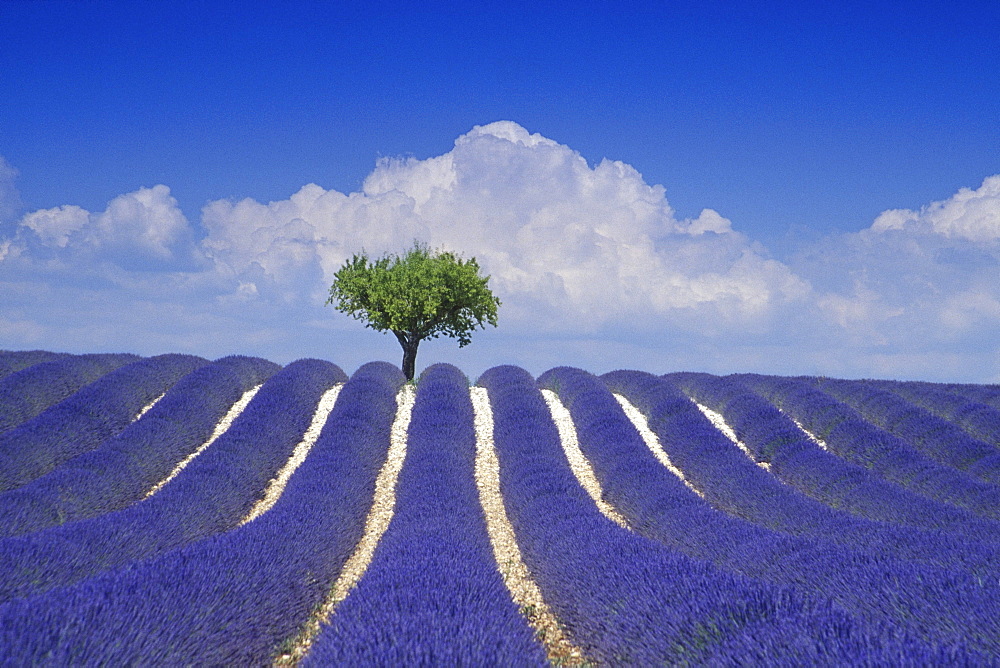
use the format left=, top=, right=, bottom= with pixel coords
left=143, top=384, right=262, bottom=499
left=131, top=393, right=165, bottom=423
left=470, top=387, right=587, bottom=665
left=792, top=417, right=830, bottom=450
left=240, top=384, right=343, bottom=525
left=693, top=401, right=773, bottom=471
left=614, top=393, right=709, bottom=498
left=541, top=389, right=631, bottom=529
left=275, top=384, right=415, bottom=666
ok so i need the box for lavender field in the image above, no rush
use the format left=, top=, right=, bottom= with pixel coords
left=1, top=350, right=999, bottom=665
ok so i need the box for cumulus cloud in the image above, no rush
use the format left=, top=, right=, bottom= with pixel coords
left=201, top=121, right=809, bottom=332
left=2, top=125, right=998, bottom=381
left=20, top=205, right=90, bottom=248
left=794, top=175, right=1000, bottom=364
left=4, top=185, right=204, bottom=270
left=870, top=175, right=1000, bottom=242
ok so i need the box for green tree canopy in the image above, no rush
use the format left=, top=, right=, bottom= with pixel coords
left=326, top=241, right=500, bottom=380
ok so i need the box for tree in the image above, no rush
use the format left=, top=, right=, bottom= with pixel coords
left=326, top=242, right=501, bottom=381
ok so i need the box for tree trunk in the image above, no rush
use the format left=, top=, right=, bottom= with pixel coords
left=399, top=336, right=419, bottom=381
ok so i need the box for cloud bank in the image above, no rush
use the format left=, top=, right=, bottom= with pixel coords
left=1, top=122, right=998, bottom=381
left=797, top=175, right=1000, bottom=378
left=870, top=176, right=1000, bottom=242
left=201, top=122, right=808, bottom=332
left=7, top=185, right=204, bottom=270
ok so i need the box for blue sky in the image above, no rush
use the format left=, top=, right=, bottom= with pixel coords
left=1, top=1, right=999, bottom=382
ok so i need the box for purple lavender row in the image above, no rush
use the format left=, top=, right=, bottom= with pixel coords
left=583, top=368, right=1000, bottom=655
left=939, top=381, right=1000, bottom=411
left=479, top=365, right=971, bottom=664
left=873, top=379, right=1000, bottom=450
left=0, top=362, right=404, bottom=665
left=0, top=350, right=68, bottom=383
left=0, top=355, right=280, bottom=539
left=0, top=358, right=345, bottom=604
left=0, top=353, right=207, bottom=491
left=672, top=372, right=1000, bottom=551
left=304, top=363, right=546, bottom=666
left=0, top=352, right=138, bottom=433
left=740, top=374, right=1000, bottom=521
left=809, top=377, right=1000, bottom=486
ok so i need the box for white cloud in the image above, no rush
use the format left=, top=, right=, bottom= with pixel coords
left=6, top=185, right=204, bottom=270
left=815, top=284, right=905, bottom=345
left=200, top=121, right=809, bottom=331
left=95, top=185, right=195, bottom=262
left=939, top=289, right=1000, bottom=333
left=795, top=176, right=1000, bottom=357
left=869, top=175, right=1000, bottom=242
left=2, top=127, right=999, bottom=382
left=21, top=205, right=90, bottom=248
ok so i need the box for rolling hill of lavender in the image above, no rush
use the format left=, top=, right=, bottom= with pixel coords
left=1, top=349, right=999, bottom=665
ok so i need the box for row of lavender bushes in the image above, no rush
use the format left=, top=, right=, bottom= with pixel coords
left=809, top=376, right=1000, bottom=485
left=0, top=354, right=207, bottom=492
left=0, top=352, right=138, bottom=434
left=550, top=368, right=1000, bottom=655
left=0, top=356, right=280, bottom=538
left=0, top=350, right=69, bottom=383
left=741, top=373, right=1000, bottom=520
left=305, top=363, right=547, bottom=664
left=0, top=358, right=343, bottom=604
left=485, top=365, right=973, bottom=664
left=0, top=350, right=998, bottom=663
left=670, top=372, right=1000, bottom=563
left=874, top=378, right=1000, bottom=446
left=0, top=361, right=404, bottom=664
